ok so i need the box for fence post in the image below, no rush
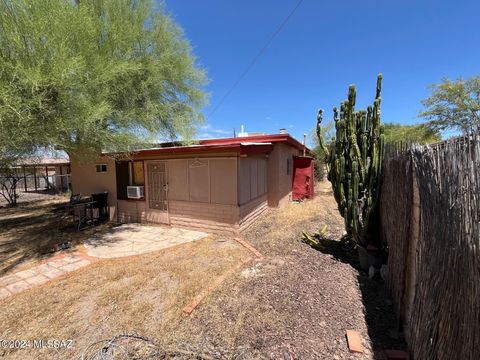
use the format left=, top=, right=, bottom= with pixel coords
left=23, top=166, right=27, bottom=192
left=60, top=165, right=64, bottom=190
left=403, top=160, right=420, bottom=345
left=33, top=166, right=37, bottom=191
left=45, top=166, right=49, bottom=190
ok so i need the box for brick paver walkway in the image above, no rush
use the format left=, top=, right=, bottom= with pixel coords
left=0, top=252, right=95, bottom=300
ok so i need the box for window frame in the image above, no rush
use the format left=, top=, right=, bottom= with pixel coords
left=96, top=164, right=108, bottom=173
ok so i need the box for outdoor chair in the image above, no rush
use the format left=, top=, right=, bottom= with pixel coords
left=70, top=193, right=82, bottom=204
left=71, top=202, right=88, bottom=231
left=91, top=192, right=109, bottom=221
left=71, top=197, right=98, bottom=231
left=52, top=193, right=82, bottom=213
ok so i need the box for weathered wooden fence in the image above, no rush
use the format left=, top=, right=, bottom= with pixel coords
left=379, top=135, right=480, bottom=359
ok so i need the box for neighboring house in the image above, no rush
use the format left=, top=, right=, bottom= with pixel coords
left=14, top=157, right=71, bottom=192
left=70, top=133, right=314, bottom=235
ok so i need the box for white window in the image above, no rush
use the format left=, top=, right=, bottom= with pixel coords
left=96, top=164, right=108, bottom=173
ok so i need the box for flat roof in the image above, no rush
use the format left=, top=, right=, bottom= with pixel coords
left=200, top=133, right=308, bottom=152
left=105, top=133, right=309, bottom=157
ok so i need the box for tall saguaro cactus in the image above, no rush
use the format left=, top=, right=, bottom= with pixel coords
left=317, top=74, right=385, bottom=247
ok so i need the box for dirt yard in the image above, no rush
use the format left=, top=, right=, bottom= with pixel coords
left=0, top=182, right=405, bottom=359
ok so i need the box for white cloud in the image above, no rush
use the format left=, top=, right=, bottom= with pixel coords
left=196, top=123, right=233, bottom=139
left=199, top=123, right=232, bottom=135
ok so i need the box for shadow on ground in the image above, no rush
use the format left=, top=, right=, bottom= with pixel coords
left=0, top=200, right=115, bottom=275
left=310, top=240, right=408, bottom=359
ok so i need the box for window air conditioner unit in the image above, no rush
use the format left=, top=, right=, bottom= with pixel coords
left=127, top=186, right=144, bottom=199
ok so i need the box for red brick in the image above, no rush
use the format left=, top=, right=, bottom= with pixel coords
left=235, top=238, right=263, bottom=258
left=346, top=330, right=364, bottom=353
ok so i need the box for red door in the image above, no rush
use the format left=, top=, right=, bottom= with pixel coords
left=292, top=156, right=314, bottom=201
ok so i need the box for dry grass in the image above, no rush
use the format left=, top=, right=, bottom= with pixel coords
left=252, top=181, right=345, bottom=255
left=168, top=181, right=377, bottom=359
left=0, top=235, right=249, bottom=359
left=0, top=181, right=375, bottom=359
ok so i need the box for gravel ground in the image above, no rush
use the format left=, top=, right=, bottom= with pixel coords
left=181, top=182, right=406, bottom=359
left=0, top=190, right=63, bottom=208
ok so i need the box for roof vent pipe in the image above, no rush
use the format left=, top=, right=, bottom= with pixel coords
left=279, top=128, right=287, bottom=134
left=238, top=124, right=248, bottom=137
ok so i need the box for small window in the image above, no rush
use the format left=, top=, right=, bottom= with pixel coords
left=131, top=161, right=145, bottom=185
left=96, top=164, right=107, bottom=173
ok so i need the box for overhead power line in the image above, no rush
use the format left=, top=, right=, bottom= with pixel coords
left=209, top=0, right=305, bottom=116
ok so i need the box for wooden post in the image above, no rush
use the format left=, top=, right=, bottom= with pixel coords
left=45, top=166, right=49, bottom=190
left=403, top=166, right=420, bottom=344
left=59, top=165, right=64, bottom=190
left=67, top=165, right=71, bottom=192
left=303, top=133, right=307, bottom=157
left=33, top=166, right=37, bottom=191
left=23, top=166, right=27, bottom=192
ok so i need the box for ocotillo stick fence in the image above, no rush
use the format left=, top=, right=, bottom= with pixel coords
left=379, top=135, right=480, bottom=359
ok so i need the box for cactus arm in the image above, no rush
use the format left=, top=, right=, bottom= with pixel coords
left=316, top=109, right=330, bottom=163
left=318, top=74, right=384, bottom=248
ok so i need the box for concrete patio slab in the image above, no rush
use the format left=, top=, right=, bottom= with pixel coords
left=84, top=224, right=209, bottom=259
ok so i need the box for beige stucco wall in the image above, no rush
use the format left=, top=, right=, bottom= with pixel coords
left=70, top=156, right=117, bottom=220
left=239, top=194, right=268, bottom=232
left=167, top=157, right=237, bottom=205
left=117, top=200, right=147, bottom=223
left=238, top=156, right=268, bottom=205
left=266, top=142, right=300, bottom=207
left=169, top=200, right=240, bottom=235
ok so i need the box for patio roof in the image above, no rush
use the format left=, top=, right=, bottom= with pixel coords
left=15, top=157, right=70, bottom=167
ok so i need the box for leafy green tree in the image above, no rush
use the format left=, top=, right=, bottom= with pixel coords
left=0, top=0, right=207, bottom=160
left=383, top=123, right=441, bottom=144
left=420, top=76, right=480, bottom=134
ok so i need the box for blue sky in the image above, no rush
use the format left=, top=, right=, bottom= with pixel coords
left=164, top=0, right=479, bottom=144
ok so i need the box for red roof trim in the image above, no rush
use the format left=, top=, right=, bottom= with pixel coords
left=240, top=144, right=274, bottom=156
left=200, top=134, right=308, bottom=153
left=133, top=144, right=240, bottom=156
left=125, top=143, right=273, bottom=157
left=105, top=133, right=308, bottom=157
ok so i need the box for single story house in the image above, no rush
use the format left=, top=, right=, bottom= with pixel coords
left=70, top=133, right=314, bottom=235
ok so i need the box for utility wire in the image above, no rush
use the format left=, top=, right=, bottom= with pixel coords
left=209, top=0, right=305, bottom=117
